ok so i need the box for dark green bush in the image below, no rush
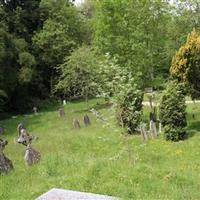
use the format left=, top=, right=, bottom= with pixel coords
left=160, top=81, right=187, bottom=141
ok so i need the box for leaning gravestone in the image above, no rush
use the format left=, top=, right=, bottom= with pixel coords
left=36, top=188, right=119, bottom=200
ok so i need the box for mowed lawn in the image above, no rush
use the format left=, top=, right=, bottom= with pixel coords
left=0, top=99, right=200, bottom=200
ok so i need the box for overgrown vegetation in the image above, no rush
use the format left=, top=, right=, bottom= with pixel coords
left=114, top=75, right=143, bottom=134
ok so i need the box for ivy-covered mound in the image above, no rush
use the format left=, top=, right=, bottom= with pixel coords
left=160, top=81, right=187, bottom=141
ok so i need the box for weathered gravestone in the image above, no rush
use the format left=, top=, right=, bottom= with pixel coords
left=0, top=138, right=13, bottom=174
left=83, top=114, right=91, bottom=126
left=73, top=119, right=81, bottom=129
left=17, top=127, right=41, bottom=166
left=24, top=144, right=41, bottom=166
left=36, top=188, right=119, bottom=200
left=59, top=108, right=65, bottom=118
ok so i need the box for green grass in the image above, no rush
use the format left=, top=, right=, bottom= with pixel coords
left=0, top=98, right=200, bottom=200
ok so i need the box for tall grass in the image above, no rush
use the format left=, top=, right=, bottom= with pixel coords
left=0, top=98, right=200, bottom=200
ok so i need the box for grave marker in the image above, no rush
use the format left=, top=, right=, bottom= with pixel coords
left=83, top=114, right=91, bottom=126
left=0, top=139, right=13, bottom=174
left=73, top=119, right=81, bottom=129
left=59, top=108, right=65, bottom=118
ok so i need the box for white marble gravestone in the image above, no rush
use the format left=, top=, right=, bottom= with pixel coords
left=37, top=188, right=119, bottom=200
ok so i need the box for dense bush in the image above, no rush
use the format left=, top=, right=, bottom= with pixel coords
left=160, top=81, right=187, bottom=141
left=113, top=68, right=143, bottom=134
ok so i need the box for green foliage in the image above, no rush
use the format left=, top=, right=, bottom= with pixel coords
left=56, top=46, right=101, bottom=101
left=33, top=0, right=87, bottom=94
left=160, top=81, right=187, bottom=141
left=170, top=29, right=200, bottom=99
left=93, top=0, right=171, bottom=87
left=1, top=0, right=43, bottom=41
left=113, top=68, right=144, bottom=134
left=18, top=52, right=36, bottom=83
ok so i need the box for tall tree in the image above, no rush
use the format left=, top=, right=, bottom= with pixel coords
left=33, top=0, right=86, bottom=94
left=93, top=0, right=171, bottom=88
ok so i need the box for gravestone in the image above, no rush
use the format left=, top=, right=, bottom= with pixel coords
left=59, top=108, right=65, bottom=118
left=0, top=139, right=13, bottom=174
left=24, top=144, right=41, bottom=166
left=73, top=119, right=81, bottom=129
left=37, top=188, right=119, bottom=200
left=17, top=128, right=41, bottom=166
left=83, top=114, right=91, bottom=126
left=17, top=122, right=25, bottom=136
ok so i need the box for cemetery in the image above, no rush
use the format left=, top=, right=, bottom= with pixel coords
left=1, top=0, right=200, bottom=199
left=0, top=96, right=200, bottom=199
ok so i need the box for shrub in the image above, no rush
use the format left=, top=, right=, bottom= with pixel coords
left=115, top=75, right=143, bottom=134
left=160, top=81, right=187, bottom=141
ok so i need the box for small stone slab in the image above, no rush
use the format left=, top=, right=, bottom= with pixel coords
left=37, top=188, right=119, bottom=200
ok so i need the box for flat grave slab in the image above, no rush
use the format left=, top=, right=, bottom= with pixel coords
left=36, top=188, right=119, bottom=200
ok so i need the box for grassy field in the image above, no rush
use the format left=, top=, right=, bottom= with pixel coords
left=0, top=98, right=200, bottom=200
